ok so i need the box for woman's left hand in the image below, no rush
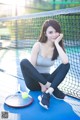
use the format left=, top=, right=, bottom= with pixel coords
left=54, top=33, right=63, bottom=44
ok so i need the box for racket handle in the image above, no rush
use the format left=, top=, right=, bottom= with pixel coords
left=18, top=84, right=21, bottom=92
left=17, top=84, right=30, bottom=97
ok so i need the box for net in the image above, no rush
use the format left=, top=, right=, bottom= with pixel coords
left=0, top=7, right=80, bottom=99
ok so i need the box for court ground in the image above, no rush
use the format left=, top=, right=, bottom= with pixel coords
left=0, top=49, right=80, bottom=120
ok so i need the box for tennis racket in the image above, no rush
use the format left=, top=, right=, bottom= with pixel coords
left=4, top=84, right=34, bottom=108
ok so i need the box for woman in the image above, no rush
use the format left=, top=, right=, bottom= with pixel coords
left=20, top=19, right=70, bottom=109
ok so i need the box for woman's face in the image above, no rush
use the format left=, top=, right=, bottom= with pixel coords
left=45, top=26, right=60, bottom=42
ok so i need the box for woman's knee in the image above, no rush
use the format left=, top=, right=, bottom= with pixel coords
left=20, top=59, right=31, bottom=70
left=20, top=59, right=29, bottom=66
left=66, top=63, right=70, bottom=70
left=62, top=63, right=70, bottom=71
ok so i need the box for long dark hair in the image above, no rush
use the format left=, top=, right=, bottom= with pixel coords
left=38, top=19, right=65, bottom=60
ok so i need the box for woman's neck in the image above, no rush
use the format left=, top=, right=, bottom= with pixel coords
left=46, top=40, right=54, bottom=48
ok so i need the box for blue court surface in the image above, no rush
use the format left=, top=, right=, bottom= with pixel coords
left=0, top=49, right=80, bottom=120
left=2, top=92, right=80, bottom=120
left=0, top=72, right=80, bottom=120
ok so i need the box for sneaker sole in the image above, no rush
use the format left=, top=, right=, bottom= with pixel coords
left=38, top=95, right=48, bottom=109
left=38, top=95, right=42, bottom=101
left=39, top=101, right=48, bottom=109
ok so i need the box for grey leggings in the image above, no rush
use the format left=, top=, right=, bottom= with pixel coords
left=20, top=59, right=70, bottom=99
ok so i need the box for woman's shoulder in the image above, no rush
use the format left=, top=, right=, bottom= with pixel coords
left=31, top=42, right=41, bottom=53
left=33, top=42, right=41, bottom=49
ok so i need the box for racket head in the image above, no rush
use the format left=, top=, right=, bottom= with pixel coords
left=4, top=93, right=34, bottom=108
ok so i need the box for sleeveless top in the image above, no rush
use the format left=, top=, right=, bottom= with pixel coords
left=35, top=43, right=54, bottom=73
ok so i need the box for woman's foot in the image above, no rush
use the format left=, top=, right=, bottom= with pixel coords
left=38, top=92, right=50, bottom=109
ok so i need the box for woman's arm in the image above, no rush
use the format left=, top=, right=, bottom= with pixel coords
left=54, top=34, right=69, bottom=64
left=30, top=42, right=40, bottom=66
